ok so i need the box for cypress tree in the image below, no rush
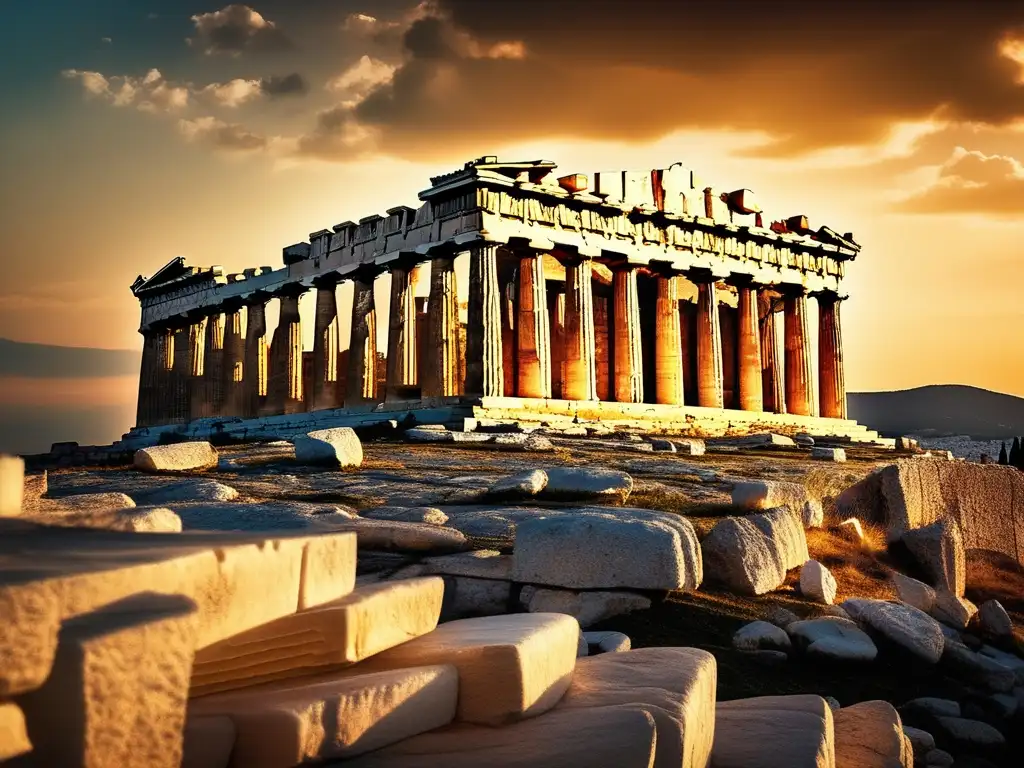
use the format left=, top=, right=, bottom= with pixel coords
left=999, top=442, right=1009, bottom=465
left=1017, top=437, right=1024, bottom=470
left=1011, top=437, right=1022, bottom=468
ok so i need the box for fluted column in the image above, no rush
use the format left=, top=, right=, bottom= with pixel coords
left=423, top=256, right=461, bottom=398
left=517, top=251, right=551, bottom=398
left=385, top=265, right=419, bottom=401
left=136, top=330, right=158, bottom=426
left=500, top=263, right=517, bottom=396
left=187, top=317, right=209, bottom=421
left=243, top=300, right=268, bottom=418
left=784, top=288, right=814, bottom=417
left=758, top=290, right=785, bottom=414
left=654, top=273, right=685, bottom=405
left=204, top=313, right=224, bottom=417
left=346, top=273, right=378, bottom=405
left=736, top=282, right=763, bottom=412
left=221, top=307, right=245, bottom=416
left=152, top=327, right=175, bottom=425
left=170, top=325, right=193, bottom=423
left=612, top=265, right=644, bottom=403
left=465, top=244, right=504, bottom=397
left=695, top=278, right=724, bottom=408
left=266, top=293, right=304, bottom=415
left=562, top=258, right=597, bottom=401
left=817, top=292, right=847, bottom=419
left=312, top=281, right=341, bottom=410
left=548, top=290, right=565, bottom=399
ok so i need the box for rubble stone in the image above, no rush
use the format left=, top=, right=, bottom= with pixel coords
left=833, top=700, right=912, bottom=768
left=732, top=620, right=792, bottom=653
left=488, top=469, right=548, bottom=498
left=712, top=695, right=834, bottom=768
left=541, top=467, right=634, bottom=503
left=520, top=586, right=651, bottom=628
left=842, top=598, right=945, bottom=663
left=800, top=560, right=838, bottom=605
left=902, top=519, right=966, bottom=597
left=731, top=479, right=808, bottom=511
left=788, top=617, right=878, bottom=663
left=892, top=572, right=936, bottom=613
left=811, top=447, right=847, bottom=462
left=134, top=442, right=219, bottom=472
left=932, top=591, right=977, bottom=629
left=0, top=455, right=25, bottom=517
left=978, top=599, right=1013, bottom=638
left=293, top=427, right=364, bottom=467
left=583, top=631, right=632, bottom=654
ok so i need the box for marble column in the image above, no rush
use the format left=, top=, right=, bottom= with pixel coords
left=593, top=293, right=611, bottom=402
left=784, top=288, right=815, bottom=417
left=548, top=290, right=565, bottom=399
left=187, top=318, right=208, bottom=422
left=517, top=251, right=552, bottom=398
left=204, top=313, right=224, bottom=417
left=346, top=274, right=378, bottom=405
left=562, top=258, right=597, bottom=401
left=423, top=256, right=461, bottom=398
left=612, top=265, right=644, bottom=403
left=465, top=243, right=504, bottom=397
left=654, top=273, right=685, bottom=405
left=170, top=325, right=193, bottom=423
left=695, top=279, right=724, bottom=409
left=136, top=330, right=158, bottom=427
left=266, top=293, right=303, bottom=415
left=153, top=327, right=175, bottom=425
left=243, top=300, right=268, bottom=418
left=221, top=307, right=245, bottom=416
left=312, top=281, right=341, bottom=410
left=385, top=266, right=419, bottom=401
left=736, top=282, right=764, bottom=412
left=758, top=290, right=785, bottom=414
left=500, top=263, right=517, bottom=396
left=817, top=292, right=847, bottom=419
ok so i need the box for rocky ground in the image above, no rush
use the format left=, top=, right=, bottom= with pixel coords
left=11, top=428, right=1024, bottom=767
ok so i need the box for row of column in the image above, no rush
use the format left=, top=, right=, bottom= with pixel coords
left=136, top=244, right=846, bottom=426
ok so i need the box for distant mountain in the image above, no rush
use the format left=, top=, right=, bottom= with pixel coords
left=849, top=385, right=1024, bottom=439
left=0, top=338, right=138, bottom=378
left=0, top=404, right=134, bottom=456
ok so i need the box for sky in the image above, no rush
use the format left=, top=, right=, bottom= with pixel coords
left=3, top=0, right=1024, bottom=449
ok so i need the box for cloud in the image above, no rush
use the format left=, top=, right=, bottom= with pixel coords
left=63, top=68, right=189, bottom=113
left=188, top=4, right=292, bottom=56
left=178, top=116, right=268, bottom=151
left=898, top=147, right=1024, bottom=215
left=198, top=78, right=263, bottom=107
left=260, top=72, right=307, bottom=97
left=101, top=37, right=112, bottom=44
left=326, top=56, right=397, bottom=103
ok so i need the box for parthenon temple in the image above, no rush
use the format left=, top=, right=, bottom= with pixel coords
left=126, top=156, right=875, bottom=443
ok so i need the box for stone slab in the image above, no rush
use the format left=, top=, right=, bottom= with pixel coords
left=134, top=442, right=219, bottom=472
left=18, top=592, right=198, bottom=768
left=842, top=598, right=945, bottom=663
left=540, top=467, right=634, bottom=503
left=348, top=612, right=579, bottom=726
left=833, top=700, right=912, bottom=768
left=293, top=427, right=363, bottom=467
left=191, top=577, right=444, bottom=697
left=788, top=617, right=877, bottom=663
left=732, top=479, right=807, bottom=510
left=713, top=695, right=836, bottom=768
left=556, top=647, right=716, bottom=768
left=190, top=665, right=459, bottom=765
left=520, top=585, right=651, bottom=628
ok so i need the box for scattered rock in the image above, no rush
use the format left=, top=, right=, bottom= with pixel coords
left=811, top=447, right=846, bottom=462
left=749, top=505, right=809, bottom=571
left=892, top=572, right=936, bottom=614
left=932, top=591, right=977, bottom=630
left=540, top=467, right=633, bottom=503
left=802, top=499, right=824, bottom=528
left=731, top=433, right=797, bottom=448
left=712, top=694, right=833, bottom=768
left=583, top=631, right=631, bottom=654
left=767, top=606, right=800, bottom=629
left=440, top=576, right=512, bottom=620
left=799, top=560, right=837, bottom=605
left=732, top=621, right=792, bottom=653
left=701, top=516, right=786, bottom=595
left=923, top=748, right=954, bottom=767
left=821, top=605, right=852, bottom=621
left=934, top=716, right=1006, bottom=749
left=491, top=434, right=555, bottom=452
left=404, top=428, right=453, bottom=443
left=833, top=700, right=913, bottom=768
left=47, top=492, right=137, bottom=512
left=134, top=442, right=219, bottom=472
left=487, top=470, right=548, bottom=499
left=843, top=598, right=945, bottom=663
left=363, top=506, right=449, bottom=526
left=109, top=507, right=182, bottom=533
left=519, top=587, right=651, bottom=629
left=795, top=434, right=815, bottom=448
left=293, top=427, right=363, bottom=467
left=978, top=645, right=1024, bottom=685
left=940, top=642, right=1015, bottom=692
left=649, top=439, right=676, bottom=452
left=896, top=437, right=920, bottom=451
left=978, top=600, right=1013, bottom=638
left=420, top=550, right=512, bottom=581
left=836, top=517, right=866, bottom=544
left=731, top=479, right=807, bottom=511
left=825, top=696, right=841, bottom=711
left=902, top=519, right=966, bottom=597
left=788, top=617, right=878, bottom=662
left=901, top=698, right=961, bottom=719
left=901, top=725, right=935, bottom=755
left=134, top=479, right=239, bottom=504
left=674, top=438, right=706, bottom=456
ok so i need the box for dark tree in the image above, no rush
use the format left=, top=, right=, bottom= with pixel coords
left=1011, top=437, right=1022, bottom=468
left=998, top=442, right=1009, bottom=465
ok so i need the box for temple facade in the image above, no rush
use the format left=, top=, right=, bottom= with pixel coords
left=127, top=157, right=873, bottom=442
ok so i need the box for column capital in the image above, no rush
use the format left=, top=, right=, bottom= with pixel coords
left=684, top=267, right=718, bottom=285
left=776, top=282, right=809, bottom=298
left=809, top=288, right=848, bottom=303
left=273, top=282, right=308, bottom=299
left=311, top=272, right=342, bottom=289
left=725, top=273, right=764, bottom=289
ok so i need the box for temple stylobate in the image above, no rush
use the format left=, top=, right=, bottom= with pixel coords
left=127, top=156, right=874, bottom=443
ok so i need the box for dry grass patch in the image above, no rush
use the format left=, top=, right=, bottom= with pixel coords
left=966, top=551, right=1024, bottom=623
left=806, top=524, right=896, bottom=603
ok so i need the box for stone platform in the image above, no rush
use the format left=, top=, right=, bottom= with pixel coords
left=114, top=395, right=881, bottom=451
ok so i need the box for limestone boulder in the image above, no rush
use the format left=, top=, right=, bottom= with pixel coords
left=341, top=705, right=659, bottom=768
left=0, top=703, right=30, bottom=761
left=833, top=700, right=913, bottom=768
left=439, top=575, right=512, bottom=621
left=292, top=427, right=362, bottom=467
left=901, top=519, right=965, bottom=596
left=923, top=748, right=954, bottom=767
left=934, top=716, right=1006, bottom=749
left=749, top=505, right=809, bottom=570
left=732, top=620, right=792, bottom=653
left=812, top=447, right=847, bottom=462
left=363, top=506, right=449, bottom=526
left=109, top=506, right=183, bottom=533
left=421, top=549, right=512, bottom=580
left=492, top=434, right=555, bottom=452
left=349, top=613, right=579, bottom=726
left=404, top=428, right=453, bottom=443
left=978, top=599, right=1013, bottom=638
left=901, top=725, right=935, bottom=755
left=978, top=644, right=1024, bottom=685
left=892, top=572, right=936, bottom=613
left=556, top=647, right=718, bottom=768
left=712, top=695, right=835, bottom=768
left=733, top=433, right=797, bottom=448
left=701, top=516, right=785, bottom=595
left=842, top=598, right=945, bottom=663
left=731, top=479, right=808, bottom=511
left=134, top=479, right=238, bottom=504
left=540, top=467, right=633, bottom=503
left=940, top=642, right=1015, bottom=693
left=134, top=442, right=219, bottom=472
left=18, top=592, right=198, bottom=768
left=334, top=518, right=468, bottom=553
left=520, top=586, right=651, bottom=628
left=788, top=617, right=878, bottom=663
left=800, top=560, right=838, bottom=605
left=0, top=455, right=24, bottom=517
left=803, top=499, right=825, bottom=528
left=488, top=469, right=548, bottom=499
left=584, top=631, right=632, bottom=654
left=48, top=492, right=137, bottom=512
left=191, top=577, right=444, bottom=696
left=190, top=665, right=458, bottom=765
left=512, top=512, right=701, bottom=591
left=675, top=438, right=707, bottom=456
left=932, top=591, right=976, bottom=629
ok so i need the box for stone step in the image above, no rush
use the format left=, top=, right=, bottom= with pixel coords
left=346, top=612, right=579, bottom=726
left=188, top=665, right=459, bottom=767
left=190, top=577, right=445, bottom=697
left=340, top=704, right=659, bottom=768
left=712, top=695, right=836, bottom=767
left=833, top=701, right=912, bottom=767
left=555, top=647, right=717, bottom=768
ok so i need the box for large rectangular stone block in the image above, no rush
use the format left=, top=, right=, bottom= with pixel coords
left=18, top=592, right=198, bottom=768
left=0, top=455, right=25, bottom=518
left=0, top=703, right=31, bottom=761
left=190, top=665, right=458, bottom=766
left=191, top=577, right=444, bottom=696
left=0, top=523, right=356, bottom=697
left=350, top=613, right=579, bottom=726
left=713, top=695, right=835, bottom=768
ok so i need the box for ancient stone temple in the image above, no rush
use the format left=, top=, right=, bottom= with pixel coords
left=125, top=156, right=874, bottom=444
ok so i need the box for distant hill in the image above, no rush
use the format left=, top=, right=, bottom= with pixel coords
left=849, top=385, right=1024, bottom=439
left=0, top=338, right=138, bottom=378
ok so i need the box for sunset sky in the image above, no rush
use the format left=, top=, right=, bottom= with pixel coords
left=3, top=0, right=1024, bottom=444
